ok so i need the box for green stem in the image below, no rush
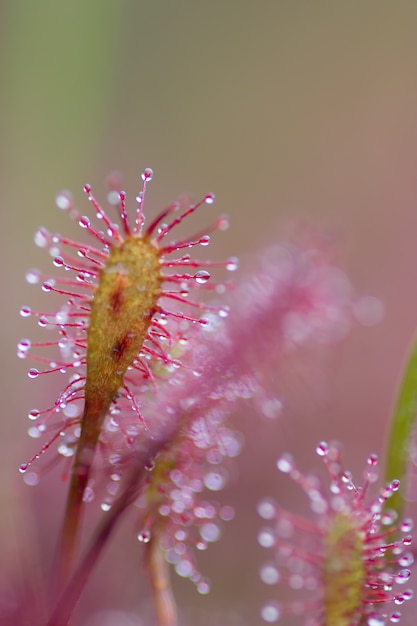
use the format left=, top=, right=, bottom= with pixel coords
left=384, top=335, right=417, bottom=518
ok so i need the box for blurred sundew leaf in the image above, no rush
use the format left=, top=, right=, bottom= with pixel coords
left=1, top=0, right=126, bottom=179
left=384, top=337, right=417, bottom=518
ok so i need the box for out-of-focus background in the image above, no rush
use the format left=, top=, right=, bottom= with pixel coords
left=2, top=2, right=417, bottom=624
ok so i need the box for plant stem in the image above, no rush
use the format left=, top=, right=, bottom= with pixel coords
left=146, top=537, right=178, bottom=626
left=47, top=456, right=143, bottom=626
left=53, top=403, right=104, bottom=595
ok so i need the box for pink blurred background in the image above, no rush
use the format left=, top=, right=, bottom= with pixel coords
left=2, top=2, right=417, bottom=624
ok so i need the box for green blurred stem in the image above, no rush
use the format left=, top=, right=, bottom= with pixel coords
left=146, top=537, right=178, bottom=626
left=384, top=335, right=417, bottom=518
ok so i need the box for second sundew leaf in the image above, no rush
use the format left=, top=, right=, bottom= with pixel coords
left=385, top=335, right=417, bottom=519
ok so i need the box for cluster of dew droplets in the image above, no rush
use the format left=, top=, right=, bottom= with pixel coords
left=18, top=167, right=238, bottom=481
left=132, top=419, right=240, bottom=593
left=257, top=442, right=414, bottom=624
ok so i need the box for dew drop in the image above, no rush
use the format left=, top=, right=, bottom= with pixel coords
left=56, top=192, right=72, bottom=210
left=218, top=306, right=230, bottom=318
left=316, top=441, right=329, bottom=457
left=159, top=504, right=170, bottom=517
left=28, top=426, right=41, bottom=439
left=79, top=216, right=90, bottom=229
left=26, top=269, right=41, bottom=284
left=137, top=529, right=151, bottom=543
left=399, top=553, right=414, bottom=567
left=20, top=306, right=32, bottom=318
left=195, top=270, right=210, bottom=284
left=34, top=228, right=49, bottom=248
left=197, top=581, right=210, bottom=594
left=395, top=569, right=411, bottom=584
left=28, top=368, right=40, bottom=379
left=57, top=444, right=75, bottom=458
left=257, top=498, right=277, bottom=520
left=18, top=339, right=31, bottom=353
left=204, top=193, right=215, bottom=205
left=216, top=215, right=230, bottom=231
left=23, top=471, right=40, bottom=486
left=28, top=409, right=40, bottom=420
left=260, top=564, right=280, bottom=585
left=56, top=310, right=68, bottom=324
left=204, top=471, right=225, bottom=491
left=83, top=486, right=95, bottom=503
left=226, top=256, right=239, bottom=271
left=258, top=528, right=275, bottom=548
left=19, top=463, right=28, bottom=474
left=175, top=560, right=194, bottom=578
left=200, top=523, right=220, bottom=543
left=400, top=518, right=413, bottom=533
left=219, top=505, right=234, bottom=521
left=260, top=397, right=283, bottom=419
left=329, top=480, right=341, bottom=495
left=42, top=281, right=53, bottom=293
left=63, top=403, right=82, bottom=418
left=380, top=512, right=394, bottom=528
left=199, top=235, right=210, bottom=246
left=144, top=458, right=155, bottom=471
left=53, top=256, right=65, bottom=268
left=141, top=167, right=153, bottom=182
left=276, top=454, right=294, bottom=474
left=49, top=245, right=60, bottom=258
left=261, top=602, right=281, bottom=623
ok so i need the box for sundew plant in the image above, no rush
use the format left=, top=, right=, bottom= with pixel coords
left=16, top=168, right=417, bottom=626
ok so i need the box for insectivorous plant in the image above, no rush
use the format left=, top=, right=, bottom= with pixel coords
left=18, top=166, right=397, bottom=626
left=18, top=168, right=236, bottom=589
left=258, top=441, right=413, bottom=626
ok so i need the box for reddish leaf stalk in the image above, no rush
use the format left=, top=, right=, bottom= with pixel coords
left=146, top=536, right=178, bottom=626
left=54, top=405, right=105, bottom=591
left=47, top=432, right=173, bottom=626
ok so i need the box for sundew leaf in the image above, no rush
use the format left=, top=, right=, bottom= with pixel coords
left=385, top=336, right=417, bottom=518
